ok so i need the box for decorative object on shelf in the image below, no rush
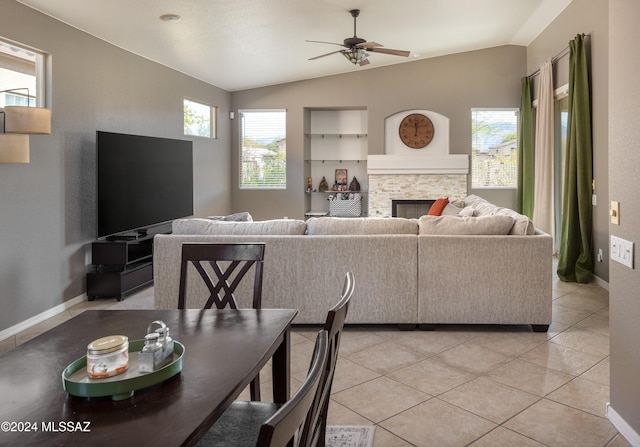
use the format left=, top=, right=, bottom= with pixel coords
left=0, top=88, right=51, bottom=164
left=139, top=320, right=175, bottom=373
left=399, top=113, right=435, bottom=149
left=335, top=168, right=347, bottom=184
left=319, top=176, right=329, bottom=192
left=349, top=176, right=361, bottom=191
left=307, top=177, right=313, bottom=190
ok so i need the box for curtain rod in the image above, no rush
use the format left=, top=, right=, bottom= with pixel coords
left=528, top=33, right=590, bottom=79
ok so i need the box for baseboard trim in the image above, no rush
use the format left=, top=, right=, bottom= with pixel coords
left=0, top=294, right=86, bottom=342
left=607, top=403, right=640, bottom=446
left=592, top=273, right=609, bottom=291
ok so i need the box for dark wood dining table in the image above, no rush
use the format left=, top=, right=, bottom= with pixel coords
left=0, top=308, right=297, bottom=447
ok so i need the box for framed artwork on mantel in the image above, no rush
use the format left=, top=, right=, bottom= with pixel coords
left=335, top=169, right=347, bottom=185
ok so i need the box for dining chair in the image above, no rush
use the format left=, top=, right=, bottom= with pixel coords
left=195, top=330, right=329, bottom=447
left=300, top=272, right=354, bottom=447
left=178, top=242, right=265, bottom=400
left=178, top=242, right=265, bottom=310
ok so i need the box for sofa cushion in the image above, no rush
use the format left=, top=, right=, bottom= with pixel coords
left=306, top=217, right=418, bottom=235
left=492, top=208, right=535, bottom=235
left=172, top=218, right=307, bottom=235
left=206, top=211, right=253, bottom=222
left=427, top=198, right=449, bottom=216
left=418, top=215, right=515, bottom=235
left=463, top=195, right=534, bottom=235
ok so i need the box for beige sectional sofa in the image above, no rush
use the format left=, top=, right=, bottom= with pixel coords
left=153, top=195, right=553, bottom=331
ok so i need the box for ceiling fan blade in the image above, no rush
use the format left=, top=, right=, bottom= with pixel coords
left=367, top=47, right=410, bottom=57
left=358, top=58, right=370, bottom=66
left=306, top=40, right=346, bottom=48
left=309, top=50, right=343, bottom=61
left=358, top=41, right=383, bottom=48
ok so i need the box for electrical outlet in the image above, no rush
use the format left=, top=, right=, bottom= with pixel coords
left=611, top=235, right=634, bottom=269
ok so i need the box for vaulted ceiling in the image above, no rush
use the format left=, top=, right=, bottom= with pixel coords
left=18, top=0, right=572, bottom=91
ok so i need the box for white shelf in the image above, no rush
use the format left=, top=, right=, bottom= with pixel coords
left=305, top=133, right=367, bottom=138
left=306, top=109, right=368, bottom=218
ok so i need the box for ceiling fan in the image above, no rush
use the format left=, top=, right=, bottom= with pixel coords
left=307, top=9, right=411, bottom=66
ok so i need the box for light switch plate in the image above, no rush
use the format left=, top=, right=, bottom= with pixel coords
left=611, top=201, right=620, bottom=225
left=611, top=235, right=634, bottom=269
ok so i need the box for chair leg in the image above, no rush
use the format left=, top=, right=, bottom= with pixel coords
left=250, top=374, right=261, bottom=401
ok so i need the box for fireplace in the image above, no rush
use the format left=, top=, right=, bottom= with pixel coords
left=392, top=200, right=435, bottom=218
left=367, top=110, right=470, bottom=217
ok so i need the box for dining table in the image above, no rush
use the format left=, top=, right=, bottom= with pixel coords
left=0, top=308, right=298, bottom=447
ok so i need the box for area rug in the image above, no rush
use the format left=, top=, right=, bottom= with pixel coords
left=326, top=425, right=375, bottom=447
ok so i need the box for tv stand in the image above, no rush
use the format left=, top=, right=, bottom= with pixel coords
left=87, top=231, right=166, bottom=301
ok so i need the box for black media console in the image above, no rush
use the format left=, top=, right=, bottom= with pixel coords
left=87, top=233, right=161, bottom=301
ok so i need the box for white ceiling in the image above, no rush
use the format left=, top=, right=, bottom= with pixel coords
left=17, top=0, right=572, bottom=92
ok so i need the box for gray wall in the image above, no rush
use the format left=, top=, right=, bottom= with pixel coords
left=0, top=0, right=231, bottom=332
left=231, top=45, right=526, bottom=221
left=527, top=0, right=610, bottom=282
left=609, top=0, right=640, bottom=437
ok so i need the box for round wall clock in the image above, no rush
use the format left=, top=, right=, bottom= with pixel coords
left=399, top=113, right=435, bottom=149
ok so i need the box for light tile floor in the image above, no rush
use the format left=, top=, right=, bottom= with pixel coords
left=0, top=261, right=633, bottom=447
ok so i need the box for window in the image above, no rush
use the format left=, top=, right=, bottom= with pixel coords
left=239, top=109, right=286, bottom=189
left=471, top=109, right=519, bottom=188
left=184, top=99, right=216, bottom=138
left=0, top=38, right=46, bottom=107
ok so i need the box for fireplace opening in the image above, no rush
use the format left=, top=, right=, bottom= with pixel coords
left=391, top=200, right=436, bottom=218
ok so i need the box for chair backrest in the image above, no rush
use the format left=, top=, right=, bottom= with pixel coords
left=178, top=243, right=265, bottom=310
left=256, top=330, right=329, bottom=447
left=301, top=272, right=354, bottom=447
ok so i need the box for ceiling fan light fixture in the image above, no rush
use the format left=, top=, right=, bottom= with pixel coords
left=342, top=48, right=368, bottom=65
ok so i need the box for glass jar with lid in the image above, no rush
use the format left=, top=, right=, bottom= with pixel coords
left=86, top=335, right=129, bottom=379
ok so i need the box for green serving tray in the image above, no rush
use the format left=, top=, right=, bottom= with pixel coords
left=62, top=339, right=185, bottom=401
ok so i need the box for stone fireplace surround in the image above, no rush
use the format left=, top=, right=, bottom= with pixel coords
left=368, top=173, right=467, bottom=217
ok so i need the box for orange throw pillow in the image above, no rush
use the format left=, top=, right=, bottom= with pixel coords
left=427, top=198, right=449, bottom=216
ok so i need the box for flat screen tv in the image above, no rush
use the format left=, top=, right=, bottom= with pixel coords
left=97, top=131, right=193, bottom=239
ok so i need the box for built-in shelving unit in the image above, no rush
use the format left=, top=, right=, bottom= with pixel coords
left=304, top=109, right=368, bottom=218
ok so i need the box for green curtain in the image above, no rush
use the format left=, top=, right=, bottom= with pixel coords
left=517, top=76, right=535, bottom=218
left=557, top=34, right=593, bottom=283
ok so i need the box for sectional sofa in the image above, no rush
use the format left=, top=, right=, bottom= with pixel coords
left=153, top=195, right=553, bottom=331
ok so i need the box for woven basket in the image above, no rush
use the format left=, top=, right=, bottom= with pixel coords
left=329, top=200, right=362, bottom=217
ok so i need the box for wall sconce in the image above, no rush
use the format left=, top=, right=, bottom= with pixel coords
left=0, top=88, right=51, bottom=164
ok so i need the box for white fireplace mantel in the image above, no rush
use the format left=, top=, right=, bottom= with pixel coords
left=367, top=154, right=469, bottom=175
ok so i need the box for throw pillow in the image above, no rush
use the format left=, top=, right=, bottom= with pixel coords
left=207, top=212, right=253, bottom=222
left=458, top=206, right=476, bottom=217
left=441, top=203, right=462, bottom=216
left=427, top=198, right=449, bottom=216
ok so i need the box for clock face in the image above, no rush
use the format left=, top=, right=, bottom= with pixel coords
left=399, top=113, right=435, bottom=149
